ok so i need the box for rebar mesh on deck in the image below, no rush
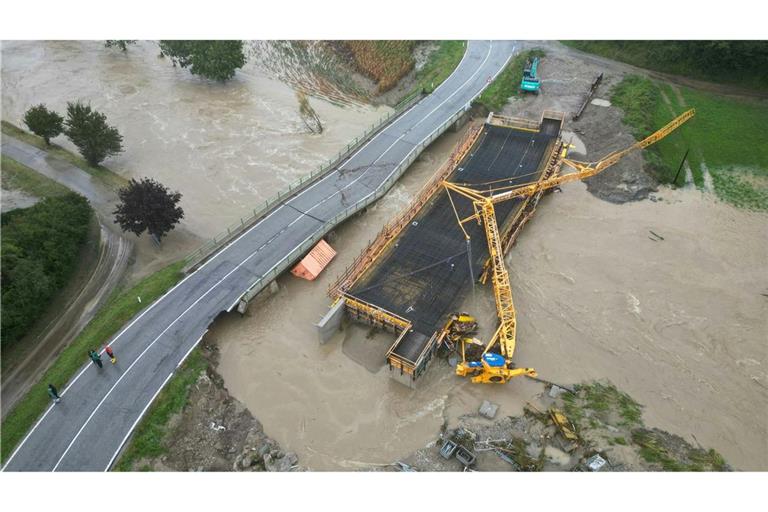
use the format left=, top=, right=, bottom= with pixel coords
left=349, top=123, right=559, bottom=354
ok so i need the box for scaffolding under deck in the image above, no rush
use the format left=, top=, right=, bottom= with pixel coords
left=330, top=112, right=565, bottom=386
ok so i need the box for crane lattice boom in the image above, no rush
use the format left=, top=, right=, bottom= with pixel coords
left=443, top=108, right=695, bottom=384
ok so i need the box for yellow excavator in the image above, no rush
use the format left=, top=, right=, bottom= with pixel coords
left=442, top=108, right=695, bottom=384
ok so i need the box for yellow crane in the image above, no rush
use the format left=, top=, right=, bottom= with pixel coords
left=443, top=108, right=695, bottom=384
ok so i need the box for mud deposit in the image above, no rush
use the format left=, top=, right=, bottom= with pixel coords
left=0, top=187, right=39, bottom=212
left=125, top=345, right=299, bottom=472
left=1, top=40, right=391, bottom=239
left=505, top=42, right=656, bottom=203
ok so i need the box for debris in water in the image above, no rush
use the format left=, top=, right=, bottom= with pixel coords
left=586, top=453, right=607, bottom=471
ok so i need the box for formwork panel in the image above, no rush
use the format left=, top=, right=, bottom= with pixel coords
left=347, top=122, right=560, bottom=349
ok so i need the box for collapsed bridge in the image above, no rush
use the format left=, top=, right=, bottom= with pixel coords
left=326, top=112, right=566, bottom=387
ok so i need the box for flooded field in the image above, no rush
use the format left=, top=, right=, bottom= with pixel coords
left=506, top=184, right=767, bottom=470
left=1, top=40, right=391, bottom=238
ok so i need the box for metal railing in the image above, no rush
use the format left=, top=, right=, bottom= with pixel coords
left=183, top=88, right=425, bottom=273
left=328, top=121, right=483, bottom=298
left=232, top=105, right=472, bottom=308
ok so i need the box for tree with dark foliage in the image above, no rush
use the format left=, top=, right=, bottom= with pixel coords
left=23, top=104, right=64, bottom=145
left=159, top=40, right=246, bottom=81
left=64, top=101, right=124, bottom=166
left=105, top=40, right=136, bottom=51
left=1, top=193, right=92, bottom=347
left=113, top=177, right=184, bottom=242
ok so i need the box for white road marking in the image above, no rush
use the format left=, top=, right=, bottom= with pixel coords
left=221, top=42, right=498, bottom=311
left=53, top=235, right=282, bottom=470
left=104, top=372, right=174, bottom=471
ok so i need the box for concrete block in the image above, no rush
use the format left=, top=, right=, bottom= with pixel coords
left=548, top=385, right=567, bottom=399
left=316, top=299, right=345, bottom=344
left=479, top=400, right=499, bottom=419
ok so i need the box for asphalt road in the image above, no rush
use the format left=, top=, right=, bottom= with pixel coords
left=2, top=40, right=517, bottom=471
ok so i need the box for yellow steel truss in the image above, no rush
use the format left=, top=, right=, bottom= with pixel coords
left=443, top=109, right=695, bottom=384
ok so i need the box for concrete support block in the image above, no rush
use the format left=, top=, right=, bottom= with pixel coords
left=388, top=366, right=417, bottom=389
left=316, top=299, right=345, bottom=344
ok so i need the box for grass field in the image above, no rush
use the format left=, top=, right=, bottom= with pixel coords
left=414, top=41, right=466, bottom=94
left=1, top=155, right=71, bottom=198
left=475, top=49, right=545, bottom=112
left=611, top=75, right=768, bottom=210
left=0, top=260, right=186, bottom=463
left=114, top=347, right=207, bottom=471
left=1, top=121, right=128, bottom=192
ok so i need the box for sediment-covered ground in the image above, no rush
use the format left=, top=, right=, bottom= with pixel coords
left=393, top=381, right=731, bottom=472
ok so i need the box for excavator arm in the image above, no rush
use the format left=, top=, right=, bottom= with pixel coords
left=442, top=108, right=695, bottom=384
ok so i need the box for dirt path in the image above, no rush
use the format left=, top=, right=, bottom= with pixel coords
left=1, top=223, right=132, bottom=416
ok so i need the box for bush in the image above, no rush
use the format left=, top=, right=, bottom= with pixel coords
left=23, top=105, right=63, bottom=145
left=1, top=193, right=93, bottom=347
left=610, top=75, right=660, bottom=138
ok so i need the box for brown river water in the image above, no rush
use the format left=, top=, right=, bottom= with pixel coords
left=3, top=41, right=765, bottom=471
left=1, top=40, right=390, bottom=238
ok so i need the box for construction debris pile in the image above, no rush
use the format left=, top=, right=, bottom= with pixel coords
left=387, top=381, right=730, bottom=472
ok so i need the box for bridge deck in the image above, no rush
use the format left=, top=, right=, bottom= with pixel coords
left=347, top=118, right=562, bottom=367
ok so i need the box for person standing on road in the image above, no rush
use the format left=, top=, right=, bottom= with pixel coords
left=105, top=345, right=116, bottom=364
left=89, top=349, right=103, bottom=369
left=47, top=384, right=61, bottom=404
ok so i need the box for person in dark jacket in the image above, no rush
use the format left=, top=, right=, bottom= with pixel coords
left=47, top=384, right=61, bottom=404
left=89, top=349, right=103, bottom=369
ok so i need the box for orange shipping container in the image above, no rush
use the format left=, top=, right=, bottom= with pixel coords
left=291, top=239, right=337, bottom=281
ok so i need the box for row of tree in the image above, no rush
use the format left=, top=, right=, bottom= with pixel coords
left=105, top=40, right=247, bottom=82
left=23, top=102, right=123, bottom=166
left=567, top=41, right=768, bottom=89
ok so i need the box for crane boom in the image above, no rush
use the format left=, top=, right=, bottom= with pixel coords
left=443, top=108, right=695, bottom=384
left=483, top=108, right=696, bottom=204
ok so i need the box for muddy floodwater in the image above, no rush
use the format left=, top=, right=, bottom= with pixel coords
left=506, top=185, right=767, bottom=471
left=1, top=40, right=391, bottom=238
left=215, top=125, right=767, bottom=469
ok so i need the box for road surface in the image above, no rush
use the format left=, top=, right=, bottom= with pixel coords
left=2, top=40, right=517, bottom=471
